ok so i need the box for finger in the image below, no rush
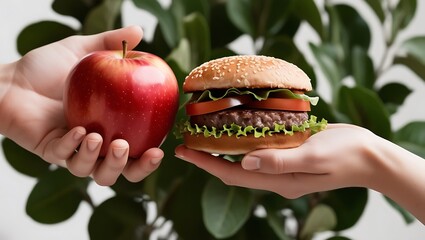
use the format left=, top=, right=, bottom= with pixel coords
left=175, top=144, right=220, bottom=169
left=92, top=139, right=129, bottom=186
left=43, top=126, right=86, bottom=165
left=241, top=147, right=319, bottom=174
left=123, top=148, right=164, bottom=182
left=66, top=132, right=102, bottom=177
left=100, top=25, right=144, bottom=50
left=241, top=142, right=327, bottom=174
left=175, top=145, right=240, bottom=179
left=62, top=25, right=144, bottom=58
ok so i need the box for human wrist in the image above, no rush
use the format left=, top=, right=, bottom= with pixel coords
left=367, top=136, right=425, bottom=222
left=361, top=136, right=396, bottom=191
left=347, top=131, right=387, bottom=189
left=365, top=134, right=424, bottom=200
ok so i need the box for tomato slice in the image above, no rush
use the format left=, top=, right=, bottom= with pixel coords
left=185, top=95, right=252, bottom=116
left=246, top=98, right=310, bottom=111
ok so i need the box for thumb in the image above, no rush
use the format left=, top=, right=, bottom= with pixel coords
left=241, top=147, right=315, bottom=174
left=62, top=25, right=144, bottom=58
left=98, top=25, right=144, bottom=50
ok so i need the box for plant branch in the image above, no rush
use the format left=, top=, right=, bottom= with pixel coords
left=81, top=188, right=95, bottom=209
left=375, top=2, right=397, bottom=79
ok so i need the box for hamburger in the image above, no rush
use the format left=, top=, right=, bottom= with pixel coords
left=179, top=55, right=327, bottom=155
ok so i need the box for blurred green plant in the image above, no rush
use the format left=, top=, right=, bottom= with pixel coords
left=3, top=0, right=425, bottom=239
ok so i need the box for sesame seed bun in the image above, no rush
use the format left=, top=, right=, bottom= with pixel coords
left=183, top=55, right=312, bottom=92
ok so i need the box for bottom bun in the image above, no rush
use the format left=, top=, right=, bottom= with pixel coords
left=183, top=130, right=311, bottom=155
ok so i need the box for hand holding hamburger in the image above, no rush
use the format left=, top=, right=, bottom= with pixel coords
left=179, top=55, right=327, bottom=155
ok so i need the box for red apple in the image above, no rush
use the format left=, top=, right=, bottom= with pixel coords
left=64, top=41, right=179, bottom=158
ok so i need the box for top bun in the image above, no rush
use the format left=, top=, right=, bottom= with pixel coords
left=183, top=55, right=312, bottom=93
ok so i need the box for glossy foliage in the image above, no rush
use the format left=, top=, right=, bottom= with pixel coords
left=2, top=0, right=425, bottom=239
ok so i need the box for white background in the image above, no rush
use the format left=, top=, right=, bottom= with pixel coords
left=1, top=0, right=425, bottom=239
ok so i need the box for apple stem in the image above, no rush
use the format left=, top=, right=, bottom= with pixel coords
left=122, top=40, right=128, bottom=59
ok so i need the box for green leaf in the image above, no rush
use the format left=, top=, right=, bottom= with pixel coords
left=333, top=4, right=371, bottom=50
left=384, top=196, right=415, bottom=224
left=181, top=115, right=327, bottom=139
left=142, top=136, right=186, bottom=203
left=52, top=0, right=101, bottom=24
left=170, top=0, right=210, bottom=20
left=2, top=138, right=50, bottom=178
left=231, top=214, right=283, bottom=240
left=17, top=21, right=76, bottom=55
left=26, top=168, right=89, bottom=224
left=397, top=36, right=425, bottom=68
left=256, top=0, right=296, bottom=36
left=300, top=204, right=337, bottom=240
left=265, top=211, right=291, bottom=240
left=183, top=12, right=211, bottom=68
left=309, top=43, right=343, bottom=93
left=82, top=0, right=123, bottom=34
left=326, top=237, right=352, bottom=240
left=394, top=121, right=425, bottom=159
left=226, top=0, right=255, bottom=37
left=162, top=167, right=211, bottom=239
left=325, top=4, right=371, bottom=76
left=352, top=46, right=376, bottom=89
left=277, top=13, right=302, bottom=38
left=391, top=0, right=417, bottom=42
left=171, top=0, right=211, bottom=58
left=132, top=0, right=180, bottom=48
left=293, top=0, right=323, bottom=39
left=193, top=88, right=319, bottom=104
left=210, top=47, right=238, bottom=60
left=364, top=0, right=385, bottom=22
left=338, top=86, right=392, bottom=139
left=210, top=1, right=243, bottom=48
left=287, top=196, right=310, bottom=220
left=136, top=24, right=171, bottom=58
left=378, top=82, right=412, bottom=115
left=394, top=55, right=425, bottom=82
left=89, top=196, right=147, bottom=240
left=262, top=194, right=293, bottom=240
left=325, top=4, right=343, bottom=45
left=226, top=0, right=296, bottom=38
left=403, top=36, right=425, bottom=63
left=309, top=93, right=339, bottom=123
left=110, top=175, right=146, bottom=197
left=167, top=38, right=192, bottom=73
left=202, top=178, right=254, bottom=239
left=395, top=121, right=425, bottom=145
left=321, top=188, right=368, bottom=231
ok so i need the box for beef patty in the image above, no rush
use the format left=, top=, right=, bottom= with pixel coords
left=190, top=109, right=308, bottom=129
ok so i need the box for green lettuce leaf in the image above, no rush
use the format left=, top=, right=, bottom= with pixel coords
left=178, top=115, right=327, bottom=139
left=191, top=88, right=319, bottom=105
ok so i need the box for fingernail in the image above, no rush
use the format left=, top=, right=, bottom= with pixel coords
left=242, top=156, right=261, bottom=170
left=151, top=157, right=162, bottom=165
left=87, top=140, right=100, bottom=151
left=174, top=154, right=185, bottom=161
left=73, top=130, right=85, bottom=141
left=113, top=148, right=127, bottom=158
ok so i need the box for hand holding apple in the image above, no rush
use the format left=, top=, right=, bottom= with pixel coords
left=64, top=41, right=179, bottom=158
